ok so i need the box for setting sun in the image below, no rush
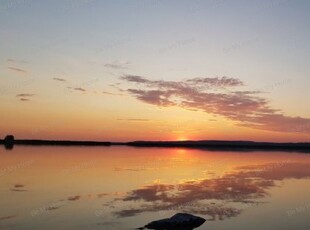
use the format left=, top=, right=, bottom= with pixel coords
left=177, top=136, right=188, bottom=141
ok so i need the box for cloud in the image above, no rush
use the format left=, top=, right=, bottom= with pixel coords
left=121, top=75, right=310, bottom=134
left=16, top=93, right=35, bottom=97
left=102, top=91, right=123, bottom=96
left=104, top=61, right=130, bottom=69
left=73, top=87, right=86, bottom=92
left=122, top=75, right=243, bottom=89
left=16, top=93, right=34, bottom=102
left=109, top=84, right=126, bottom=92
left=117, top=118, right=151, bottom=122
left=53, top=77, right=67, bottom=82
left=19, top=98, right=29, bottom=101
left=187, top=76, right=244, bottom=87
left=8, top=66, right=27, bottom=74
left=67, top=195, right=81, bottom=201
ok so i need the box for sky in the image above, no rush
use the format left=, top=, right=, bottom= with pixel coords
left=1, top=0, right=310, bottom=142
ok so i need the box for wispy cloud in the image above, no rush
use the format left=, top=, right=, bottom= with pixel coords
left=102, top=91, right=123, bottom=96
left=109, top=84, right=126, bottom=92
left=16, top=93, right=35, bottom=97
left=121, top=75, right=310, bottom=134
left=53, top=77, right=67, bottom=82
left=19, top=98, right=30, bottom=102
left=65, top=78, right=100, bottom=94
left=8, top=66, right=27, bottom=74
left=16, top=93, right=35, bottom=102
left=117, top=118, right=151, bottom=122
left=74, top=87, right=86, bottom=92
left=104, top=61, right=131, bottom=69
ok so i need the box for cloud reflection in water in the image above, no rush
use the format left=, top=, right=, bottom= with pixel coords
left=112, top=162, right=310, bottom=220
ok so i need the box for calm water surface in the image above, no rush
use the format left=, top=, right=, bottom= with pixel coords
left=1, top=146, right=310, bottom=229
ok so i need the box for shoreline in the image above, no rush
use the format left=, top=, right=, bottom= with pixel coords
left=1, top=139, right=310, bottom=152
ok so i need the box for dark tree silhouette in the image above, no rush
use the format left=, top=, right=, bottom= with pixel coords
left=4, top=135, right=14, bottom=150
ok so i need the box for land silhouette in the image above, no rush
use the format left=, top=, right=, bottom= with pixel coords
left=1, top=135, right=310, bottom=152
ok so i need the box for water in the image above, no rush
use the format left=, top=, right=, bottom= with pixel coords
left=1, top=146, right=310, bottom=229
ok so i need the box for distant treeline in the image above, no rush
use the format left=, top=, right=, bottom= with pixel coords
left=14, top=140, right=112, bottom=146
left=1, top=138, right=310, bottom=152
left=127, top=140, right=310, bottom=152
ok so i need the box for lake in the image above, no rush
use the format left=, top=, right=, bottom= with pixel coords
left=1, top=146, right=310, bottom=229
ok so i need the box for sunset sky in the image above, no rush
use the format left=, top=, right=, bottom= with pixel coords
left=1, top=0, right=310, bottom=142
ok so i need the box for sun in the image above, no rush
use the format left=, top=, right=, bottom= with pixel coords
left=177, top=136, right=188, bottom=141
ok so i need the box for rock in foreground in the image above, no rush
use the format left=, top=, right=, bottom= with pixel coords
left=142, top=213, right=206, bottom=230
